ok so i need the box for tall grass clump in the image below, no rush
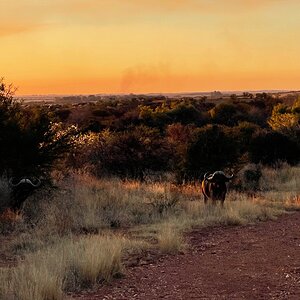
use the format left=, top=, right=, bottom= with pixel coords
left=157, top=223, right=185, bottom=254
left=1, top=235, right=144, bottom=300
left=173, top=192, right=284, bottom=230
left=259, top=163, right=300, bottom=192
left=22, top=173, right=183, bottom=238
left=68, top=235, right=124, bottom=286
left=258, top=163, right=300, bottom=209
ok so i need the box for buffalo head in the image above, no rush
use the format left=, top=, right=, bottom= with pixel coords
left=9, top=177, right=41, bottom=211
left=201, top=171, right=233, bottom=205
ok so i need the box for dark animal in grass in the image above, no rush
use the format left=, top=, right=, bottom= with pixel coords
left=9, top=178, right=41, bottom=211
left=201, top=171, right=233, bottom=206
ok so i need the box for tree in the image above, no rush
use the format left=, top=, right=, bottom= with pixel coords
left=209, top=102, right=239, bottom=126
left=184, top=125, right=239, bottom=178
left=167, top=103, right=203, bottom=125
left=79, top=126, right=172, bottom=179
left=166, top=123, right=197, bottom=179
left=0, top=79, right=76, bottom=178
left=249, top=130, right=299, bottom=165
left=230, top=122, right=261, bottom=158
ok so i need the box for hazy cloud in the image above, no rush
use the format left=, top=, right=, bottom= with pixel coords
left=120, top=63, right=172, bottom=93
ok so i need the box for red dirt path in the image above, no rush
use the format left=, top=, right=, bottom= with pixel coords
left=71, top=212, right=300, bottom=299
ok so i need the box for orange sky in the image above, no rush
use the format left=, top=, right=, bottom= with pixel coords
left=1, top=0, right=300, bottom=95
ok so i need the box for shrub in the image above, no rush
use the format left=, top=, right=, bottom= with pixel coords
left=249, top=130, right=299, bottom=165
left=210, top=102, right=239, bottom=126
left=73, top=126, right=172, bottom=179
left=0, top=79, right=76, bottom=178
left=268, top=100, right=300, bottom=145
left=184, top=125, right=239, bottom=178
left=167, top=103, right=203, bottom=125
left=234, top=164, right=262, bottom=192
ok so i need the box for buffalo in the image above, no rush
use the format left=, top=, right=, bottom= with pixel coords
left=8, top=178, right=41, bottom=211
left=201, top=171, right=233, bottom=206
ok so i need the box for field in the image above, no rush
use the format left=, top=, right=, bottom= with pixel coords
left=0, top=164, right=299, bottom=299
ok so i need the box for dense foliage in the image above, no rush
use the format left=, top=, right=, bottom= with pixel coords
left=1, top=78, right=300, bottom=181
left=0, top=79, right=76, bottom=178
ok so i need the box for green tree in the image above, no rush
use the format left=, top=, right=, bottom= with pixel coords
left=268, top=101, right=300, bottom=136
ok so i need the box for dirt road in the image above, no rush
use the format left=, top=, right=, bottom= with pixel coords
left=73, top=212, right=300, bottom=299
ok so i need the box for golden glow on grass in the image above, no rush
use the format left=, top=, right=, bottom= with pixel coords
left=1, top=1, right=300, bottom=94
left=0, top=165, right=300, bottom=298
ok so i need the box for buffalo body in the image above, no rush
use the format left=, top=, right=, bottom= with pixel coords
left=201, top=171, right=233, bottom=205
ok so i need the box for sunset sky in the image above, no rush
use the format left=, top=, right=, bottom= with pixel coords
left=1, top=0, right=300, bottom=95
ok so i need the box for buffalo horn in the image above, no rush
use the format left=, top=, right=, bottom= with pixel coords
left=9, top=178, right=26, bottom=187
left=25, top=178, right=41, bottom=187
left=225, top=174, right=234, bottom=180
left=9, top=178, right=41, bottom=187
left=207, top=171, right=234, bottom=181
left=203, top=172, right=211, bottom=180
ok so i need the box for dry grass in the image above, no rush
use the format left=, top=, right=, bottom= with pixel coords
left=136, top=197, right=283, bottom=245
left=157, top=224, right=185, bottom=254
left=0, top=235, right=145, bottom=300
left=183, top=199, right=281, bottom=227
left=256, top=164, right=300, bottom=211
left=16, top=174, right=184, bottom=242
left=0, top=165, right=299, bottom=299
left=259, top=163, right=300, bottom=192
left=0, top=268, right=11, bottom=300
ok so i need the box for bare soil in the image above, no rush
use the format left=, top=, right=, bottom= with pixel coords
left=71, top=212, right=300, bottom=299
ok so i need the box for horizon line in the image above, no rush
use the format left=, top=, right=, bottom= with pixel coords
left=14, top=89, right=300, bottom=98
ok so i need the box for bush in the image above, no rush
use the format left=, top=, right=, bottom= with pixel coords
left=249, top=130, right=299, bottom=165
left=210, top=102, right=239, bottom=126
left=234, top=164, right=262, bottom=192
left=268, top=100, right=300, bottom=144
left=184, top=125, right=239, bottom=178
left=167, top=103, right=204, bottom=125
left=0, top=79, right=76, bottom=178
left=70, top=126, right=172, bottom=179
left=139, top=102, right=205, bottom=128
